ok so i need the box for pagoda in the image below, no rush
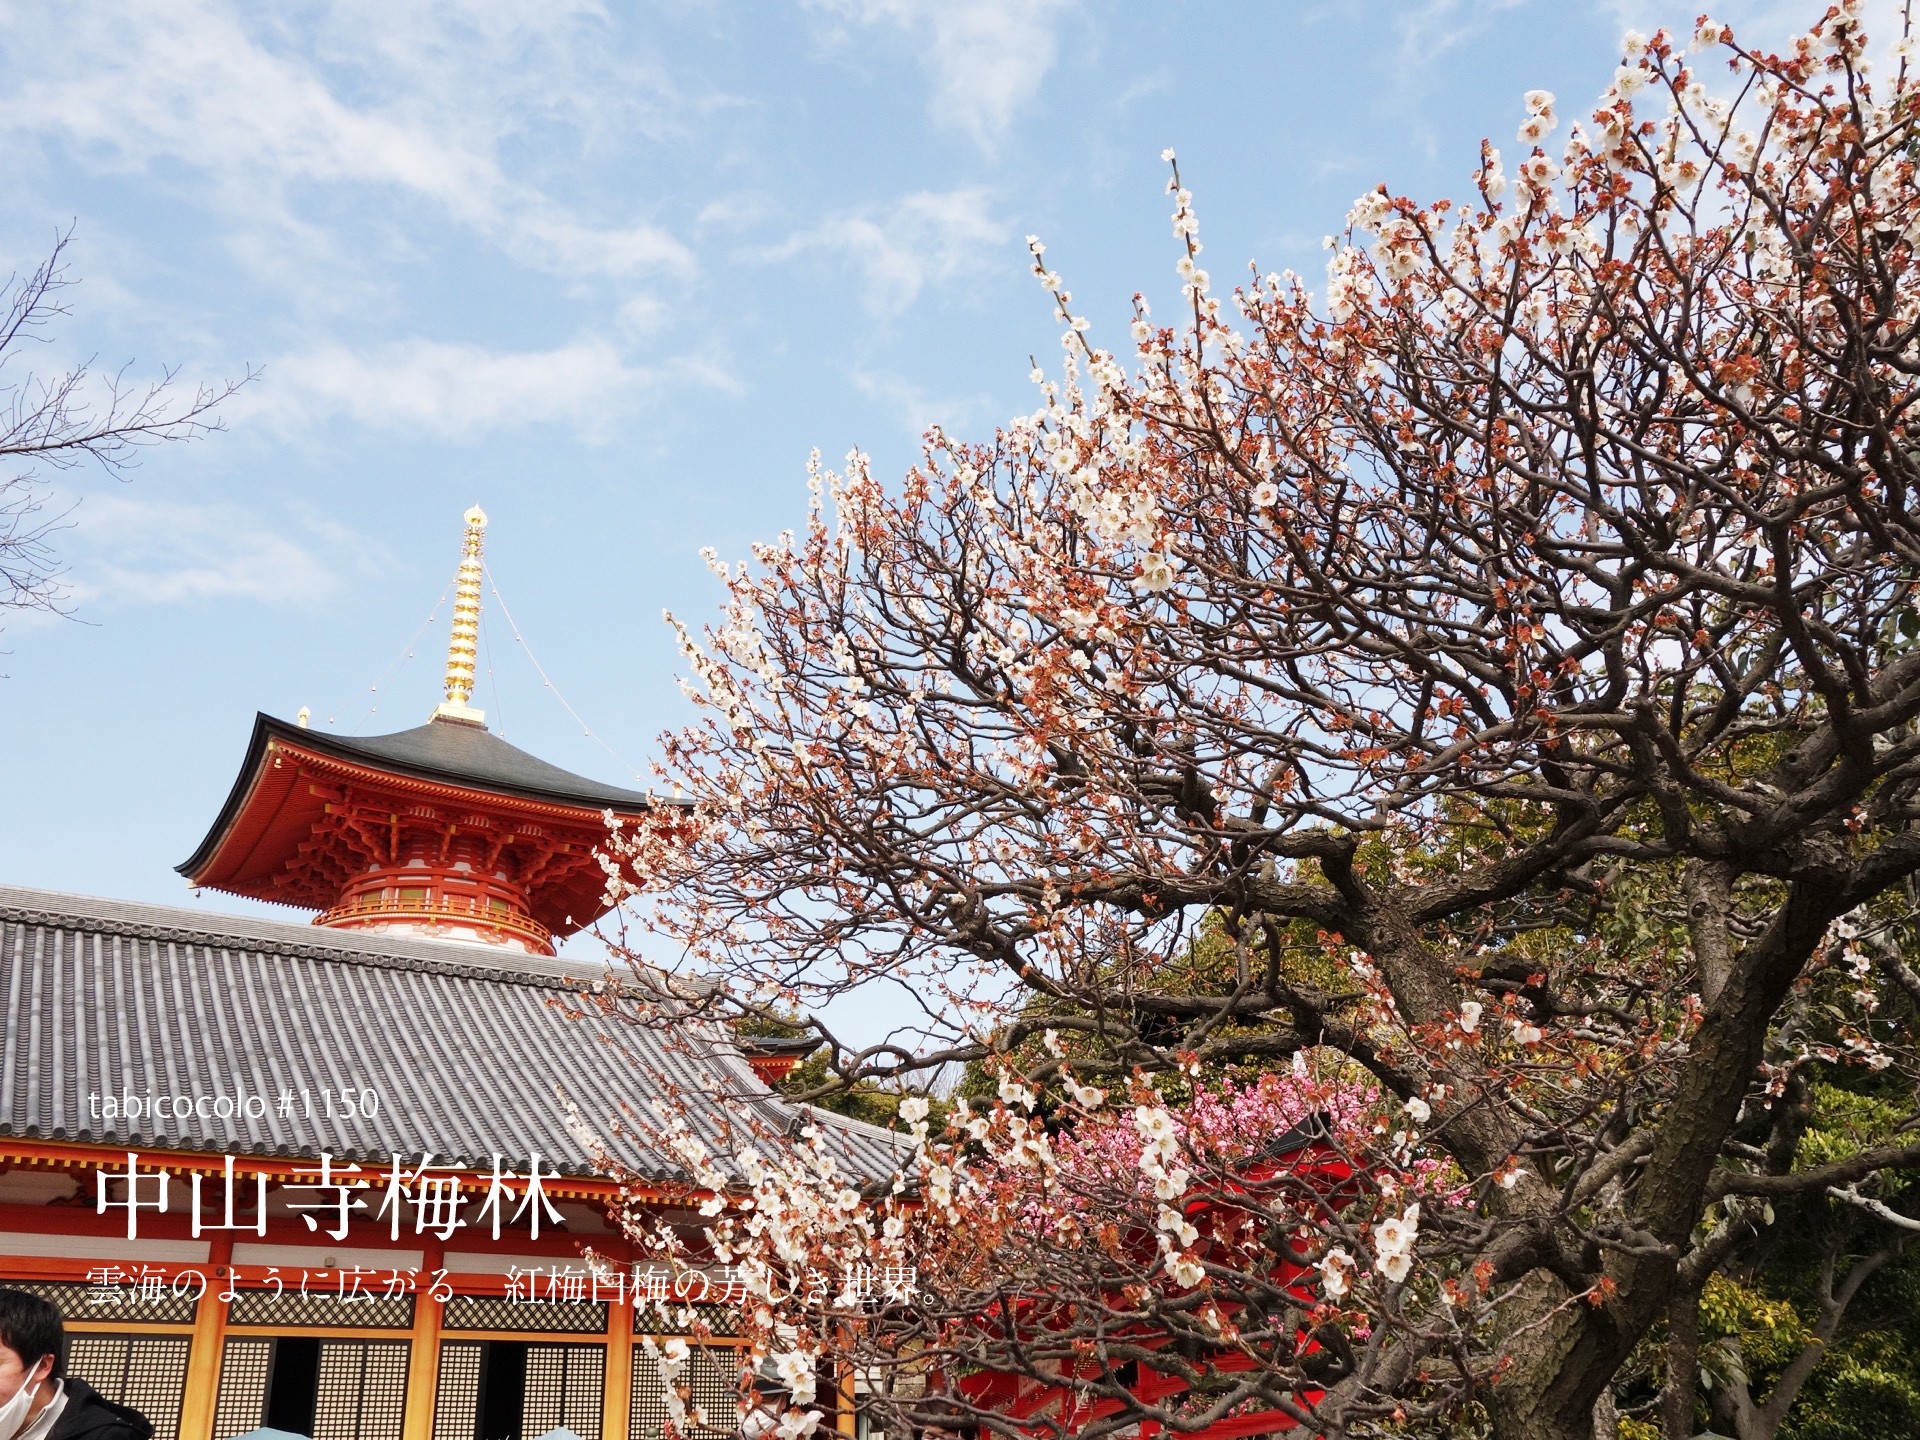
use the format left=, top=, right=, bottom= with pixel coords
left=0, top=505, right=907, bottom=1440
left=179, top=506, right=657, bottom=955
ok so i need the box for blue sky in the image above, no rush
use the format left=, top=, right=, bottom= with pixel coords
left=0, top=0, right=1844, bottom=963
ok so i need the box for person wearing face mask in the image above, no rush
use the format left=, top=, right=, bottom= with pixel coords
left=0, top=1291, right=150, bottom=1440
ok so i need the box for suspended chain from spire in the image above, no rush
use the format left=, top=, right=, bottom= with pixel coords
left=482, top=562, right=648, bottom=784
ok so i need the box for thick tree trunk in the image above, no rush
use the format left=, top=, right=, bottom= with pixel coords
left=1486, top=1273, right=1619, bottom=1440
left=1660, top=1278, right=1704, bottom=1440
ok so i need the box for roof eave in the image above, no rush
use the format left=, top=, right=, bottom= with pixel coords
left=179, top=712, right=693, bottom=883
left=176, top=711, right=280, bottom=882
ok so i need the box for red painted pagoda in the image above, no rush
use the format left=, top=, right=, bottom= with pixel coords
left=179, top=506, right=657, bottom=955
left=0, top=504, right=907, bottom=1440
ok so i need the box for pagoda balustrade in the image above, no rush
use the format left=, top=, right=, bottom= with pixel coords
left=316, top=890, right=555, bottom=950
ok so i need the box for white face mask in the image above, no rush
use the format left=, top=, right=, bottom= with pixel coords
left=0, top=1375, right=41, bottom=1440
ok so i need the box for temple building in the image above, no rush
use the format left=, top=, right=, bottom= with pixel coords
left=0, top=509, right=901, bottom=1440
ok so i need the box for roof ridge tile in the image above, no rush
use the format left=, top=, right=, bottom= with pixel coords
left=0, top=887, right=599, bottom=992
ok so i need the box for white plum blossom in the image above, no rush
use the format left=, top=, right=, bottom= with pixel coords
left=1376, top=215, right=1424, bottom=281
left=650, top=1337, right=691, bottom=1432
left=899, top=1096, right=929, bottom=1125
left=1369, top=1203, right=1421, bottom=1284
left=1518, top=154, right=1560, bottom=198
left=1511, top=1020, right=1545, bottom=1046
left=1153, top=1166, right=1192, bottom=1201
left=1519, top=88, right=1558, bottom=143
left=1166, top=1250, right=1206, bottom=1287
left=1065, top=1077, right=1107, bottom=1109
left=1319, top=1246, right=1355, bottom=1299
left=1133, top=1104, right=1178, bottom=1152
left=1693, top=19, right=1728, bottom=49
left=1134, top=552, right=1180, bottom=594
left=926, top=1162, right=954, bottom=1210
left=1459, top=1000, right=1483, bottom=1033
left=1325, top=245, right=1375, bottom=321
left=1348, top=189, right=1394, bottom=234
left=1156, top=1204, right=1200, bottom=1248
left=773, top=1349, right=817, bottom=1405
left=1405, top=1096, right=1432, bottom=1124
left=1481, top=149, right=1509, bottom=202
left=1658, top=154, right=1705, bottom=192
left=1373, top=1204, right=1420, bottom=1257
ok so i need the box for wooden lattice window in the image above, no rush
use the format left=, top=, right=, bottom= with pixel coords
left=66, top=1335, right=191, bottom=1440
left=228, top=1288, right=414, bottom=1329
left=432, top=1339, right=607, bottom=1440
left=633, top=1301, right=741, bottom=1337
left=213, top=1338, right=274, bottom=1440
left=312, top=1341, right=410, bottom=1440
left=523, top=1343, right=605, bottom=1440
left=211, top=1336, right=409, bottom=1440
left=432, top=1341, right=484, bottom=1440
left=630, top=1344, right=743, bottom=1440
left=442, top=1293, right=607, bottom=1333
left=12, top=1277, right=197, bottom=1324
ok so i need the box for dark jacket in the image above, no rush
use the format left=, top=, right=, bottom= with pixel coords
left=44, top=1378, right=152, bottom=1440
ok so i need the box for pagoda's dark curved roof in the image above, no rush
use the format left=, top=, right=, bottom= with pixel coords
left=281, top=713, right=654, bottom=809
left=178, top=713, right=668, bottom=880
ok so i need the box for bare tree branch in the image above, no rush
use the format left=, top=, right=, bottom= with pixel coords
left=0, top=227, right=254, bottom=626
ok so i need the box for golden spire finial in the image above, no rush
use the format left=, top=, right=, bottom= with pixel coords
left=433, top=504, right=489, bottom=726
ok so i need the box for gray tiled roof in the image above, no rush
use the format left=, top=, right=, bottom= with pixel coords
left=0, top=884, right=909, bottom=1185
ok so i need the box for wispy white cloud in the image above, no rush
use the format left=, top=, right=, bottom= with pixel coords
left=247, top=338, right=683, bottom=440
left=1386, top=0, right=1528, bottom=115
left=806, top=0, right=1073, bottom=151
left=1390, top=0, right=1524, bottom=72
left=55, top=496, right=356, bottom=612
left=616, top=294, right=671, bottom=336
left=1356, top=0, right=1528, bottom=161
left=854, top=369, right=985, bottom=438
left=768, top=188, right=1009, bottom=314
left=0, top=5, right=495, bottom=215
left=1590, top=0, right=1907, bottom=45
left=0, top=2, right=698, bottom=288
left=695, top=194, right=783, bottom=231
left=514, top=216, right=695, bottom=279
